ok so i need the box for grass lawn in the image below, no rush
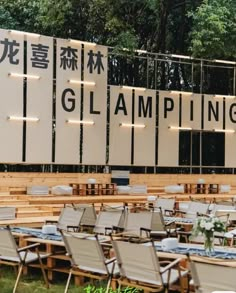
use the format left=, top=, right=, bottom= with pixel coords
left=0, top=267, right=98, bottom=293
left=0, top=267, right=182, bottom=293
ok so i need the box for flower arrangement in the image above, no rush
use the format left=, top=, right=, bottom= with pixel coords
left=191, top=215, right=226, bottom=254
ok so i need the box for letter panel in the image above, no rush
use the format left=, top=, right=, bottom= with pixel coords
left=109, top=86, right=132, bottom=165
left=133, top=89, right=156, bottom=166
left=225, top=99, right=236, bottom=167
left=55, top=38, right=81, bottom=164
left=0, top=29, right=24, bottom=163
left=203, top=94, right=223, bottom=130
left=158, top=91, right=179, bottom=166
left=181, top=94, right=201, bottom=130
left=26, top=35, right=53, bottom=163
left=82, top=44, right=107, bottom=164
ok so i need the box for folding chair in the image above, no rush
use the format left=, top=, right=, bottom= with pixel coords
left=61, top=231, right=119, bottom=293
left=188, top=255, right=236, bottom=292
left=154, top=198, right=176, bottom=215
left=112, top=239, right=187, bottom=293
left=178, top=202, right=210, bottom=219
left=0, top=226, right=49, bottom=293
left=113, top=211, right=152, bottom=237
left=210, top=203, right=235, bottom=215
left=73, top=204, right=97, bottom=229
left=150, top=208, right=177, bottom=239
left=46, top=206, right=85, bottom=231
left=94, top=209, right=125, bottom=235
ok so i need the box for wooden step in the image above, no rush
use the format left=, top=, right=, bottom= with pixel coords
left=16, top=210, right=54, bottom=218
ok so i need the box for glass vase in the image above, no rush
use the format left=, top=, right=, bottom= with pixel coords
left=204, top=234, right=214, bottom=256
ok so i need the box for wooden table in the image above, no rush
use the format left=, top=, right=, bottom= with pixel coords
left=69, top=183, right=117, bottom=196
left=154, top=241, right=236, bottom=266
left=20, top=233, right=111, bottom=281
left=179, top=183, right=220, bottom=194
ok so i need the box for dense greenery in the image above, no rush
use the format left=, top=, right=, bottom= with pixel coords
left=0, top=0, right=235, bottom=59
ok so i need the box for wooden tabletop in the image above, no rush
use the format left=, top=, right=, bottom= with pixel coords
left=27, top=194, right=235, bottom=205
left=28, top=195, right=148, bottom=205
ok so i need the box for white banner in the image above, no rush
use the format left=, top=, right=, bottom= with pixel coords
left=133, top=89, right=156, bottom=166
left=203, top=94, right=223, bottom=130
left=82, top=44, right=107, bottom=164
left=26, top=35, right=53, bottom=163
left=0, top=29, right=24, bottom=163
left=224, top=97, right=236, bottom=167
left=109, top=86, right=133, bottom=165
left=55, top=38, right=82, bottom=164
left=158, top=91, right=180, bottom=166
left=182, top=93, right=201, bottom=130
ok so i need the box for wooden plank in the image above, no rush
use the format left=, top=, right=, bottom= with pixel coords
left=28, top=195, right=148, bottom=205
left=0, top=216, right=58, bottom=227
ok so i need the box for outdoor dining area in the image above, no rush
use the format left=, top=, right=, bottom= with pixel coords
left=1, top=197, right=236, bottom=293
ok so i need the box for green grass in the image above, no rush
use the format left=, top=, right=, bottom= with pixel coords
left=0, top=268, right=94, bottom=293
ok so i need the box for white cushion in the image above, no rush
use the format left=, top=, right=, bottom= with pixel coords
left=117, top=186, right=131, bottom=194
left=164, top=185, right=184, bottom=194
left=51, top=185, right=73, bottom=195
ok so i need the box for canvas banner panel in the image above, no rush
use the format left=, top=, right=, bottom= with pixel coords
left=0, top=29, right=24, bottom=163
left=109, top=86, right=132, bottom=165
left=82, top=44, right=107, bottom=164
left=158, top=91, right=180, bottom=166
left=55, top=38, right=82, bottom=164
left=133, top=89, right=156, bottom=166
left=25, top=35, right=53, bottom=163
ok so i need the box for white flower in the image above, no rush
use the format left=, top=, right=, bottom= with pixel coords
left=200, top=221, right=206, bottom=228
left=205, top=222, right=214, bottom=231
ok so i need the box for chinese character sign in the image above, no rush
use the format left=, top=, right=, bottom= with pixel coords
left=82, top=44, right=108, bottom=164
left=0, top=29, right=24, bottom=163
left=26, top=35, right=53, bottom=163
left=55, top=38, right=82, bottom=164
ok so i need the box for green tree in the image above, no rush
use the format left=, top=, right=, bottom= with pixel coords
left=189, top=0, right=236, bottom=58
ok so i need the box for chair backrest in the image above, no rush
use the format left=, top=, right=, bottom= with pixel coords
left=189, top=258, right=236, bottom=292
left=219, top=184, right=231, bottom=193
left=0, top=207, right=16, bottom=220
left=112, top=240, right=162, bottom=286
left=210, top=203, right=235, bottom=215
left=62, top=232, right=108, bottom=274
left=185, top=202, right=209, bottom=218
left=154, top=198, right=175, bottom=213
left=57, top=206, right=84, bottom=230
left=123, top=212, right=152, bottom=235
left=0, top=227, right=19, bottom=258
left=215, top=209, right=236, bottom=221
left=94, top=210, right=124, bottom=234
left=75, top=204, right=97, bottom=226
left=151, top=210, right=167, bottom=232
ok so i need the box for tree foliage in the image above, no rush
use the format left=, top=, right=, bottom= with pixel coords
left=0, top=0, right=235, bottom=59
left=189, top=0, right=236, bottom=58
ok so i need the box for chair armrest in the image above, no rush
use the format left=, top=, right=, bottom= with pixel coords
left=177, top=231, right=191, bottom=236
left=105, top=227, right=113, bottom=234
left=18, top=243, right=40, bottom=252
left=112, top=226, right=124, bottom=233
left=105, top=257, right=116, bottom=264
left=165, top=220, right=176, bottom=226
left=160, top=258, right=181, bottom=274
left=175, top=210, right=186, bottom=214
left=45, top=220, right=58, bottom=224
left=140, top=227, right=151, bottom=232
